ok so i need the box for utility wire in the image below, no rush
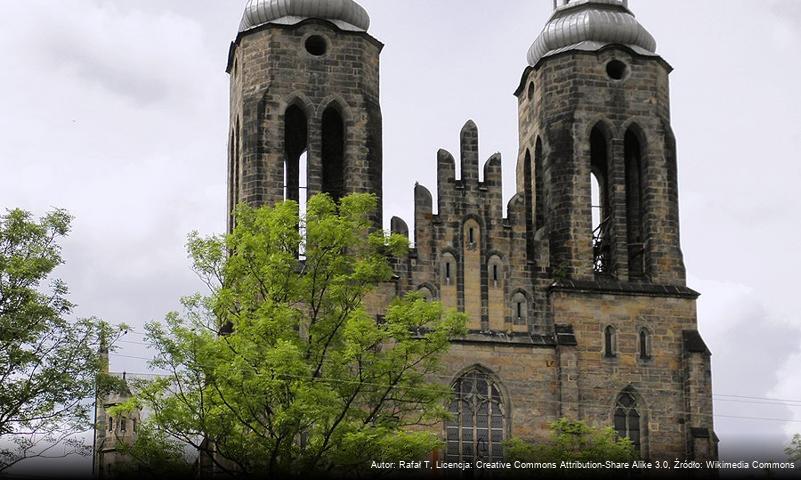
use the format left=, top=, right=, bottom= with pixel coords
left=104, top=367, right=801, bottom=425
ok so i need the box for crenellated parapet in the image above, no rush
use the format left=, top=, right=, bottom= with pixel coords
left=393, top=120, right=551, bottom=338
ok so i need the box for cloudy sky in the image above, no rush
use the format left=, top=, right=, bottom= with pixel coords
left=1, top=0, right=800, bottom=468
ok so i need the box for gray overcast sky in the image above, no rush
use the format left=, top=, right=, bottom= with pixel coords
left=1, top=0, right=800, bottom=465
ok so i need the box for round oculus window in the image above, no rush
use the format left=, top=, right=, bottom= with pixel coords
left=606, top=60, right=629, bottom=80
left=305, top=35, right=327, bottom=56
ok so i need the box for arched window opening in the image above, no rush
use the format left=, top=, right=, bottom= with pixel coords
left=469, top=227, right=475, bottom=245
left=285, top=106, right=309, bottom=258
left=511, top=292, right=528, bottom=326
left=614, top=389, right=643, bottom=453
left=625, top=129, right=645, bottom=280
left=446, top=369, right=506, bottom=462
left=228, top=128, right=236, bottom=230
left=492, top=264, right=499, bottom=285
left=108, top=417, right=113, bottom=432
left=639, top=328, right=651, bottom=360
left=534, top=138, right=545, bottom=230
left=418, top=286, right=434, bottom=301
left=523, top=149, right=535, bottom=259
left=604, top=325, right=617, bottom=358
left=441, top=253, right=457, bottom=287
left=284, top=106, right=308, bottom=204
left=229, top=118, right=242, bottom=231
left=120, top=417, right=126, bottom=432
left=322, top=107, right=345, bottom=203
left=591, top=127, right=611, bottom=275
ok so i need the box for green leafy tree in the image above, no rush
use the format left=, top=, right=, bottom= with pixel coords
left=505, top=418, right=636, bottom=475
left=788, top=434, right=801, bottom=463
left=112, top=425, right=194, bottom=479
left=0, top=208, right=121, bottom=472
left=118, top=194, right=466, bottom=477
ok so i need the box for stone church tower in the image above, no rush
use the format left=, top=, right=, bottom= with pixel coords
left=226, top=0, right=383, bottom=231
left=225, top=0, right=717, bottom=462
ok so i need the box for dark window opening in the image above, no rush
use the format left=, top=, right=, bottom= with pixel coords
left=322, top=107, right=345, bottom=203
left=591, top=126, right=612, bottom=275
left=625, top=129, right=646, bottom=280
left=534, top=138, right=545, bottom=230
left=639, top=329, right=650, bottom=360
left=229, top=118, right=242, bottom=231
left=445, top=262, right=451, bottom=283
left=523, top=149, right=535, bottom=260
left=492, top=264, right=498, bottom=284
left=305, top=35, right=328, bottom=56
left=445, top=370, right=506, bottom=462
left=614, top=390, right=642, bottom=452
left=604, top=325, right=616, bottom=358
left=228, top=129, right=235, bottom=230
left=606, top=60, right=628, bottom=80
left=527, top=82, right=535, bottom=101
left=120, top=418, right=126, bottom=432
left=285, top=106, right=309, bottom=258
left=108, top=417, right=113, bottom=432
left=469, top=227, right=475, bottom=245
left=516, top=302, right=523, bottom=320
left=284, top=106, right=308, bottom=203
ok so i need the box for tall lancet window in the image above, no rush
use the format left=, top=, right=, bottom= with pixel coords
left=284, top=105, right=308, bottom=204
left=625, top=128, right=646, bottom=280
left=534, top=138, right=545, bottom=230
left=446, top=369, right=506, bottom=462
left=322, top=106, right=345, bottom=203
left=614, top=388, right=644, bottom=453
left=285, top=105, right=309, bottom=257
left=229, top=118, right=242, bottom=231
left=590, top=125, right=611, bottom=275
left=523, top=149, right=535, bottom=259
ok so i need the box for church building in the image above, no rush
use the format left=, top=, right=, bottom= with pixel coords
left=228, top=0, right=718, bottom=463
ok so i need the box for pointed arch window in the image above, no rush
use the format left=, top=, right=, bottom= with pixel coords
left=534, top=138, right=545, bottom=230
left=614, top=389, right=643, bottom=452
left=523, top=149, right=535, bottom=259
left=284, top=105, right=308, bottom=204
left=625, top=128, right=646, bottom=280
left=228, top=117, right=242, bottom=232
left=591, top=126, right=611, bottom=275
left=285, top=105, right=309, bottom=258
left=446, top=369, right=506, bottom=462
left=322, top=106, right=345, bottom=203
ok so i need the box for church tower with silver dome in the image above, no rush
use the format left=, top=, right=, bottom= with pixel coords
left=226, top=0, right=383, bottom=230
left=220, top=0, right=718, bottom=464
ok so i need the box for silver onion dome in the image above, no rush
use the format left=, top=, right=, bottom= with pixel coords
left=528, top=0, right=657, bottom=67
left=239, top=0, right=371, bottom=33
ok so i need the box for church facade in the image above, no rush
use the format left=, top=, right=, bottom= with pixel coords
left=225, top=0, right=717, bottom=462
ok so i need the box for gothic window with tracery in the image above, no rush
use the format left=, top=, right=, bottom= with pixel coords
left=614, top=389, right=642, bottom=452
left=445, top=369, right=506, bottom=462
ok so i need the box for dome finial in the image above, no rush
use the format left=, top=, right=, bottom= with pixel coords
left=529, top=0, right=655, bottom=67
left=240, top=0, right=371, bottom=34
